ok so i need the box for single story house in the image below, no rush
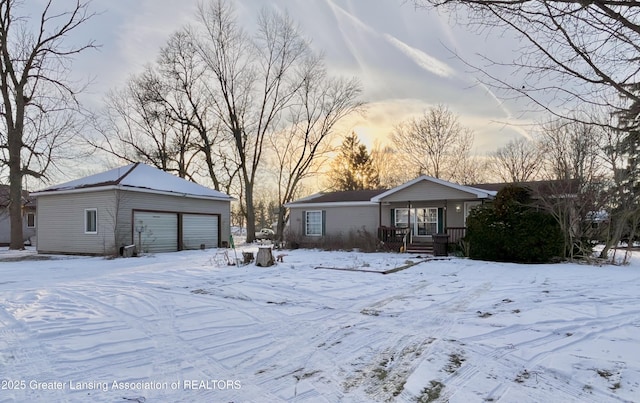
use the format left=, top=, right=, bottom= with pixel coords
left=285, top=175, right=497, bottom=252
left=31, top=163, right=234, bottom=255
left=0, top=184, right=36, bottom=246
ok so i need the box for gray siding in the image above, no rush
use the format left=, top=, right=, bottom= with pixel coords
left=117, top=190, right=230, bottom=250
left=379, top=181, right=477, bottom=202
left=0, top=211, right=36, bottom=245
left=289, top=204, right=378, bottom=246
left=37, top=189, right=231, bottom=255
left=36, top=190, right=118, bottom=255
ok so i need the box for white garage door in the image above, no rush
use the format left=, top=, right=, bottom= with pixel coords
left=182, top=214, right=218, bottom=250
left=133, top=211, right=178, bottom=253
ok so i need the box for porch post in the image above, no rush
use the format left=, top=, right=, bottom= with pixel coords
left=378, top=201, right=382, bottom=240
left=444, top=200, right=448, bottom=233
left=408, top=201, right=412, bottom=244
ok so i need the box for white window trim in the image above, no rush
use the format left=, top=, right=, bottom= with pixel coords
left=84, top=208, right=98, bottom=234
left=395, top=207, right=438, bottom=235
left=305, top=210, right=323, bottom=237
left=26, top=212, right=36, bottom=228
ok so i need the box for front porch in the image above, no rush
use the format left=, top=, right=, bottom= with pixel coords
left=378, top=226, right=466, bottom=253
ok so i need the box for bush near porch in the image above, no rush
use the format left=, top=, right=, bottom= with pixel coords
left=465, top=185, right=564, bottom=263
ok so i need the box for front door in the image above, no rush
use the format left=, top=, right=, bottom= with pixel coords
left=395, top=207, right=439, bottom=237
left=415, top=208, right=438, bottom=236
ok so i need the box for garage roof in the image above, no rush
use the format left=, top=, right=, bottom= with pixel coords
left=31, top=163, right=234, bottom=201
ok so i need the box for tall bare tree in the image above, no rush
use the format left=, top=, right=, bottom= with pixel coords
left=534, top=118, right=610, bottom=258
left=0, top=0, right=95, bottom=249
left=193, top=0, right=312, bottom=242
left=414, top=1, right=640, bottom=129
left=269, top=59, right=363, bottom=240
left=370, top=141, right=414, bottom=189
left=414, top=0, right=640, bottom=259
left=489, top=137, right=543, bottom=183
left=94, top=69, right=197, bottom=178
left=391, top=104, right=475, bottom=183
left=91, top=28, right=240, bottom=193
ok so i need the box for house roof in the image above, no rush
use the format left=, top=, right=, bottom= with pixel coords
left=286, top=176, right=497, bottom=208
left=472, top=179, right=580, bottom=196
left=285, top=189, right=387, bottom=208
left=31, top=163, right=234, bottom=201
left=0, top=184, right=35, bottom=208
left=370, top=175, right=496, bottom=202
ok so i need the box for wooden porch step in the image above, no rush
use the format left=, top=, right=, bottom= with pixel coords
left=405, top=243, right=434, bottom=254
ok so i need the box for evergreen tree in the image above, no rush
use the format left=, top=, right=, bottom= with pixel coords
left=327, top=132, right=380, bottom=191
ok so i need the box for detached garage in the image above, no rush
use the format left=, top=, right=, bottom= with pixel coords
left=32, top=163, right=234, bottom=255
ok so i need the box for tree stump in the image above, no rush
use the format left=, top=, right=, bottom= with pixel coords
left=255, top=247, right=275, bottom=267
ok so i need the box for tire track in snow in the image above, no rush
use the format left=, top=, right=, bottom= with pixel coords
left=434, top=308, right=640, bottom=402
left=0, top=293, right=76, bottom=402
left=50, top=286, right=281, bottom=402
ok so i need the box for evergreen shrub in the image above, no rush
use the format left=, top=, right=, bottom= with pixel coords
left=465, top=185, right=564, bottom=263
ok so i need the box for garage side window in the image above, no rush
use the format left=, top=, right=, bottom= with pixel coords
left=85, top=208, right=97, bottom=234
left=305, top=210, right=324, bottom=236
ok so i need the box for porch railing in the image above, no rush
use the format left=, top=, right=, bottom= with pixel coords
left=378, top=226, right=410, bottom=250
left=446, top=227, right=466, bottom=244
left=378, top=226, right=466, bottom=250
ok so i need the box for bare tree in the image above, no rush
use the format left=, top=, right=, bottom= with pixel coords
left=91, top=28, right=242, bottom=193
left=391, top=104, right=475, bottom=182
left=489, top=137, right=543, bottom=183
left=413, top=1, right=640, bottom=129
left=193, top=0, right=312, bottom=242
left=93, top=69, right=198, bottom=178
left=0, top=0, right=95, bottom=249
left=415, top=0, right=640, bottom=260
left=539, top=119, right=607, bottom=182
left=269, top=59, right=363, bottom=241
left=534, top=118, right=610, bottom=258
left=370, top=141, right=414, bottom=188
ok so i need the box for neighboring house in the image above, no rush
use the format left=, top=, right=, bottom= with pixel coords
left=285, top=175, right=497, bottom=252
left=0, top=184, right=37, bottom=246
left=472, top=179, right=580, bottom=201
left=31, top=163, right=234, bottom=255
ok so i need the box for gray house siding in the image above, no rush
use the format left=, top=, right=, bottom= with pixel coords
left=378, top=181, right=478, bottom=202
left=289, top=204, right=378, bottom=246
left=36, top=189, right=231, bottom=255
left=36, top=190, right=117, bottom=255
left=116, top=190, right=230, bottom=250
left=0, top=211, right=37, bottom=245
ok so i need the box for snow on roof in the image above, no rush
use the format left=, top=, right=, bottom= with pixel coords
left=32, top=163, right=233, bottom=201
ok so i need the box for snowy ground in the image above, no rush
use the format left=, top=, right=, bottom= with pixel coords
left=0, top=246, right=639, bottom=403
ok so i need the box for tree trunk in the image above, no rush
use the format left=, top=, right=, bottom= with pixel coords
left=8, top=127, right=24, bottom=250
left=255, top=247, right=274, bottom=267
left=276, top=205, right=287, bottom=243
left=245, top=175, right=256, bottom=243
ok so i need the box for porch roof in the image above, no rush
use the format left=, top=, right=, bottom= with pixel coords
left=370, top=175, right=496, bottom=202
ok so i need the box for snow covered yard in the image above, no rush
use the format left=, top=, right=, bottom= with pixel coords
left=0, top=247, right=639, bottom=403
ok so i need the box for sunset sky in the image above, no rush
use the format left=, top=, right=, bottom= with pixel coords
left=29, top=0, right=539, bottom=167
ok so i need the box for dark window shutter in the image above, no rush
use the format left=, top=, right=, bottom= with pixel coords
left=321, top=210, right=326, bottom=236
left=437, top=208, right=444, bottom=233
left=302, top=210, right=306, bottom=235
left=390, top=209, right=395, bottom=226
